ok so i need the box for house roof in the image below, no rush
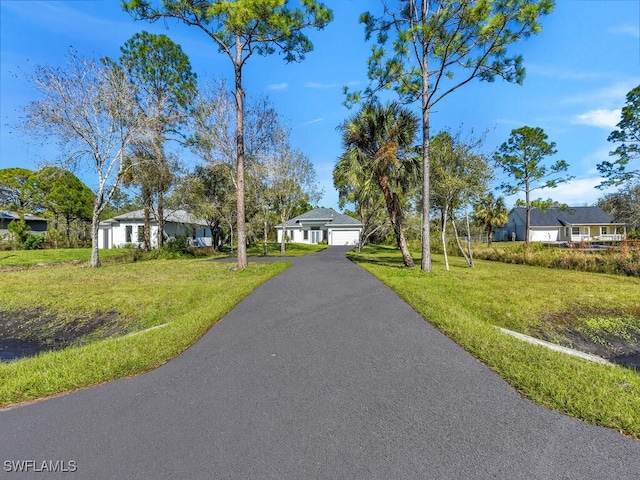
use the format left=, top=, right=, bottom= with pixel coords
left=0, top=210, right=48, bottom=222
left=276, top=208, right=362, bottom=228
left=510, top=206, right=623, bottom=227
left=101, top=209, right=208, bottom=226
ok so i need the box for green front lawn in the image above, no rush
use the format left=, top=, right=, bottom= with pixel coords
left=0, top=248, right=129, bottom=268
left=245, top=242, right=328, bottom=257
left=0, top=258, right=288, bottom=407
left=349, top=245, right=640, bottom=438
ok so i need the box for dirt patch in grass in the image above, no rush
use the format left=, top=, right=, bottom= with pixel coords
left=0, top=309, right=124, bottom=361
left=535, top=307, right=640, bottom=370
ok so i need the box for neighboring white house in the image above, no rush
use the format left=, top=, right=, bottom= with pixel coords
left=495, top=206, right=626, bottom=243
left=275, top=208, right=363, bottom=246
left=99, top=209, right=212, bottom=249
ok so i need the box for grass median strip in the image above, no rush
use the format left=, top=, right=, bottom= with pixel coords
left=348, top=245, right=640, bottom=439
left=0, top=258, right=289, bottom=407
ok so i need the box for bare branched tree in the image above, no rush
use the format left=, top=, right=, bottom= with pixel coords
left=22, top=50, right=144, bottom=266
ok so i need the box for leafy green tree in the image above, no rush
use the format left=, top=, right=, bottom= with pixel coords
left=430, top=130, right=490, bottom=269
left=597, top=182, right=640, bottom=236
left=494, top=126, right=572, bottom=248
left=347, top=0, right=553, bottom=271
left=473, top=192, right=508, bottom=247
left=334, top=153, right=387, bottom=253
left=337, top=101, right=421, bottom=267
left=173, top=164, right=236, bottom=250
left=598, top=84, right=640, bottom=187
left=28, top=167, right=94, bottom=246
left=0, top=167, right=35, bottom=212
left=114, top=31, right=197, bottom=249
left=123, top=0, right=333, bottom=270
left=100, top=187, right=138, bottom=220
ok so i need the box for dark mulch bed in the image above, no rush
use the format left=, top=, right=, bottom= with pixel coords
left=0, top=309, right=123, bottom=361
left=535, top=309, right=640, bottom=371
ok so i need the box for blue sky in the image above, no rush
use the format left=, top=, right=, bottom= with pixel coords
left=1, top=0, right=639, bottom=211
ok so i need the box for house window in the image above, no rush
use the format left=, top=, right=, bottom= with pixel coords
left=126, top=225, right=133, bottom=243
left=600, top=226, right=608, bottom=235
left=288, top=230, right=294, bottom=241
left=303, top=230, right=308, bottom=240
left=565, top=227, right=569, bottom=237
left=571, top=226, right=580, bottom=236
left=137, top=226, right=145, bottom=243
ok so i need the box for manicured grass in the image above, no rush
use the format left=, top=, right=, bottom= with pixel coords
left=0, top=248, right=129, bottom=268
left=245, top=242, right=328, bottom=257
left=348, top=245, right=640, bottom=438
left=0, top=258, right=289, bottom=407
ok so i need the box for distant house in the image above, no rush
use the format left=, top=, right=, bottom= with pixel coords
left=98, top=209, right=211, bottom=249
left=275, top=208, right=363, bottom=246
left=495, top=206, right=626, bottom=243
left=0, top=211, right=48, bottom=237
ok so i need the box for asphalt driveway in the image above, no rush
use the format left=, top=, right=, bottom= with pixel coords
left=1, top=246, right=639, bottom=479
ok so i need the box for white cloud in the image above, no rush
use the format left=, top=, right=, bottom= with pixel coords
left=267, top=83, right=288, bottom=90
left=500, top=176, right=619, bottom=208
left=304, top=82, right=339, bottom=89
left=608, top=24, right=640, bottom=38
left=527, top=64, right=604, bottom=82
left=561, top=81, right=636, bottom=106
left=573, top=109, right=621, bottom=129
left=543, top=178, right=617, bottom=206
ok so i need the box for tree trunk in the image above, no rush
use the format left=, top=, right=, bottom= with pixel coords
left=263, top=213, right=269, bottom=256
left=143, top=188, right=151, bottom=250
left=487, top=228, right=494, bottom=247
left=90, top=209, right=101, bottom=268
left=420, top=0, right=432, bottom=272
left=464, top=204, right=474, bottom=268
left=451, top=215, right=472, bottom=267
left=65, top=214, right=72, bottom=246
left=442, top=204, right=449, bottom=271
left=280, top=215, right=287, bottom=254
left=525, top=176, right=531, bottom=249
left=157, top=190, right=165, bottom=248
left=234, top=40, right=248, bottom=269
left=378, top=174, right=414, bottom=267
left=53, top=213, right=59, bottom=249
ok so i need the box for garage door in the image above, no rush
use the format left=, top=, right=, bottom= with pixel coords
left=330, top=230, right=359, bottom=246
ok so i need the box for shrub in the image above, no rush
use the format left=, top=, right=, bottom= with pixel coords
left=163, top=235, right=191, bottom=256
left=474, top=240, right=640, bottom=277
left=23, top=234, right=45, bottom=250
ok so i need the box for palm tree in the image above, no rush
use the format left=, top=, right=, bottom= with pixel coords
left=336, top=101, right=421, bottom=267
left=474, top=193, right=509, bottom=247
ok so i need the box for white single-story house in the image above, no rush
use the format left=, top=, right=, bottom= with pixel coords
left=495, top=206, right=626, bottom=243
left=99, top=209, right=212, bottom=249
left=0, top=211, right=48, bottom=237
left=275, top=208, right=363, bottom=246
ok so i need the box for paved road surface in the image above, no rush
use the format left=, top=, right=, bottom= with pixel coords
left=1, top=247, right=639, bottom=479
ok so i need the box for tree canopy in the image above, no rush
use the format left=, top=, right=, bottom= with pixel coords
left=494, top=125, right=572, bottom=248
left=123, top=0, right=333, bottom=269
left=347, top=0, right=554, bottom=271
left=0, top=167, right=35, bottom=212
left=337, top=101, right=421, bottom=267
left=598, top=84, right=640, bottom=187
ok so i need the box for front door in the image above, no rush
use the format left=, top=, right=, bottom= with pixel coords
left=311, top=230, right=321, bottom=244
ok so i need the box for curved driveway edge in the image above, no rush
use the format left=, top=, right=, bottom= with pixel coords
left=1, top=246, right=638, bottom=479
